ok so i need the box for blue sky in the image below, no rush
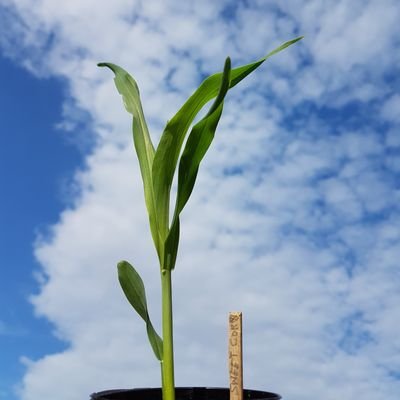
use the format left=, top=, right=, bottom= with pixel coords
left=0, top=56, right=75, bottom=281
left=0, top=54, right=76, bottom=399
left=0, top=1, right=400, bottom=400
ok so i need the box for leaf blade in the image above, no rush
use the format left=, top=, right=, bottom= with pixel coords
left=152, top=36, right=303, bottom=250
left=164, top=57, right=231, bottom=270
left=117, top=260, right=163, bottom=360
left=98, top=63, right=161, bottom=257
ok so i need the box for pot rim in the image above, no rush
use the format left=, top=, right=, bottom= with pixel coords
left=91, top=386, right=281, bottom=400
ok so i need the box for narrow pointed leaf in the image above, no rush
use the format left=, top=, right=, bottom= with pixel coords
left=117, top=261, right=163, bottom=360
left=164, top=57, right=231, bottom=270
left=176, top=58, right=231, bottom=214
left=98, top=63, right=161, bottom=257
left=152, top=36, right=303, bottom=245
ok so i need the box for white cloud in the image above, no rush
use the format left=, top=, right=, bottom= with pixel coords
left=281, top=0, right=400, bottom=106
left=1, top=0, right=400, bottom=399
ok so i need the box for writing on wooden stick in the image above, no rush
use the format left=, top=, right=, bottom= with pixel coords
left=229, top=312, right=243, bottom=400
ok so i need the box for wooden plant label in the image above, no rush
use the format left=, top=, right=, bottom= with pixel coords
left=229, top=312, right=243, bottom=400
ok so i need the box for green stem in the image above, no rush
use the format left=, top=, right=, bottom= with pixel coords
left=161, top=268, right=175, bottom=400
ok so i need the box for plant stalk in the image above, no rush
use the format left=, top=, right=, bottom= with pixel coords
left=161, top=268, right=175, bottom=400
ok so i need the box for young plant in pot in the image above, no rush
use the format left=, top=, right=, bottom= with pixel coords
left=93, top=36, right=303, bottom=400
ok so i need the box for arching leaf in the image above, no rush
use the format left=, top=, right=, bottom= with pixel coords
left=118, top=261, right=163, bottom=360
left=152, top=36, right=303, bottom=248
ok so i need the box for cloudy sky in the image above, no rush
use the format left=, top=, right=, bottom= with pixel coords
left=1, top=1, right=400, bottom=399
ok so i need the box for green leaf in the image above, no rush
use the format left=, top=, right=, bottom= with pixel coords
left=152, top=36, right=303, bottom=250
left=98, top=63, right=161, bottom=258
left=117, top=260, right=163, bottom=360
left=164, top=57, right=231, bottom=270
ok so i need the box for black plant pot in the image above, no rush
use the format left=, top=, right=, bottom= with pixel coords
left=91, top=387, right=281, bottom=400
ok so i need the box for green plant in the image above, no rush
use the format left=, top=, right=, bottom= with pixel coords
left=98, top=36, right=303, bottom=400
